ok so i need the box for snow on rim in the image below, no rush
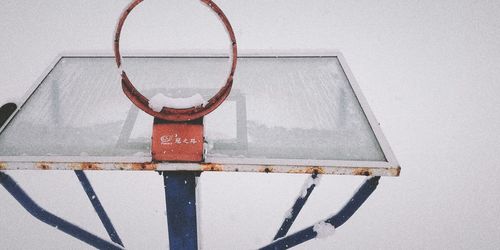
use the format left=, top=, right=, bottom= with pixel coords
left=148, top=93, right=205, bottom=111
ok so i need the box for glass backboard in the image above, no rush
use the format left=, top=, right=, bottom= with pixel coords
left=0, top=54, right=399, bottom=176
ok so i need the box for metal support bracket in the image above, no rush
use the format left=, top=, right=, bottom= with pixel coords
left=74, top=170, right=124, bottom=247
left=0, top=171, right=123, bottom=249
left=262, top=176, right=381, bottom=249
left=1, top=170, right=381, bottom=249
left=274, top=172, right=319, bottom=240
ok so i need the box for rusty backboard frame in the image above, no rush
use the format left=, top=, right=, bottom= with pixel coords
left=0, top=52, right=400, bottom=176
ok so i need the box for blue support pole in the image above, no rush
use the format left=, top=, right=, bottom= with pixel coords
left=260, top=176, right=381, bottom=250
left=163, top=172, right=199, bottom=250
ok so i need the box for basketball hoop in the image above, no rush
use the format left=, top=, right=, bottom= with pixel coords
left=113, top=0, right=238, bottom=162
left=114, top=0, right=238, bottom=122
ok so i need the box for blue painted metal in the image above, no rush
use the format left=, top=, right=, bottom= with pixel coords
left=0, top=103, right=17, bottom=128
left=0, top=171, right=123, bottom=249
left=74, top=170, right=124, bottom=247
left=163, top=172, right=199, bottom=250
left=273, top=173, right=318, bottom=240
left=1, top=167, right=380, bottom=250
left=260, top=176, right=381, bottom=250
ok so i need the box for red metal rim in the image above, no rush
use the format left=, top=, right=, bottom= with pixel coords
left=114, top=0, right=237, bottom=121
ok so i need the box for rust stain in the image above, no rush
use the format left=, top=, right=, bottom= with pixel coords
left=305, top=166, right=325, bottom=174
left=352, top=168, right=372, bottom=176
left=114, top=163, right=132, bottom=170
left=389, top=167, right=401, bottom=176
left=79, top=162, right=102, bottom=170
left=201, top=163, right=224, bottom=171
left=36, top=162, right=52, bottom=170
left=131, top=163, right=157, bottom=170
left=287, top=166, right=325, bottom=174
left=287, top=169, right=304, bottom=174
left=0, top=162, right=6, bottom=170
left=258, top=166, right=274, bottom=173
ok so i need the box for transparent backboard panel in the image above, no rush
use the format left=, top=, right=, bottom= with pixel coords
left=0, top=56, right=397, bottom=174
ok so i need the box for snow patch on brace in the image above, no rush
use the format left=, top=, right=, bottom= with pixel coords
left=313, top=221, right=335, bottom=238
left=300, top=174, right=321, bottom=198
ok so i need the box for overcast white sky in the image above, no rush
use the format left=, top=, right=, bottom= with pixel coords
left=1, top=0, right=500, bottom=249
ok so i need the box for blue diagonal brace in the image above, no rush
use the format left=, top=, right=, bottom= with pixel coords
left=274, top=173, right=319, bottom=240
left=0, top=171, right=123, bottom=250
left=260, top=176, right=381, bottom=250
left=74, top=170, right=124, bottom=247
